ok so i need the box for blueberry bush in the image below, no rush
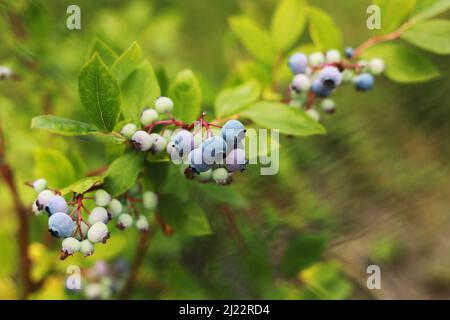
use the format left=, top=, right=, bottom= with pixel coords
left=1, top=0, right=450, bottom=300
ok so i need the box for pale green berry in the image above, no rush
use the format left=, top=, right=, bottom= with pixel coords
left=369, top=58, right=385, bottom=75
left=306, top=108, right=320, bottom=122
left=62, top=237, right=81, bottom=255
left=87, top=222, right=109, bottom=243
left=88, top=207, right=109, bottom=225
left=149, top=133, right=167, bottom=154
left=107, top=199, right=122, bottom=218
left=94, top=189, right=111, bottom=207
left=212, top=168, right=229, bottom=185
left=79, top=240, right=94, bottom=256
left=154, top=96, right=174, bottom=113
left=321, top=99, right=336, bottom=113
left=117, top=213, right=133, bottom=230
left=341, top=69, right=354, bottom=84
left=32, top=178, right=47, bottom=193
left=140, top=108, right=158, bottom=126
left=197, top=169, right=212, bottom=183
left=326, top=49, right=341, bottom=63
left=309, top=52, right=325, bottom=67
left=135, top=215, right=149, bottom=232
left=120, top=123, right=137, bottom=139
left=143, top=191, right=158, bottom=210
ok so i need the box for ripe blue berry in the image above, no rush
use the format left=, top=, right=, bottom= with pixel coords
left=135, top=215, right=149, bottom=232
left=131, top=130, right=153, bottom=151
left=188, top=148, right=210, bottom=173
left=48, top=212, right=74, bottom=238
left=140, top=108, right=158, bottom=126
left=61, top=237, right=81, bottom=255
left=354, top=73, right=374, bottom=91
left=120, top=123, right=137, bottom=140
left=117, top=213, right=133, bottom=230
left=36, top=189, right=55, bottom=210
left=326, top=49, right=341, bottom=63
left=291, top=74, right=311, bottom=93
left=318, top=66, right=342, bottom=89
left=221, top=120, right=246, bottom=149
left=46, top=195, right=68, bottom=215
left=88, top=207, right=110, bottom=225
left=202, top=136, right=228, bottom=165
left=311, top=79, right=332, bottom=97
left=95, top=189, right=111, bottom=207
left=107, top=199, right=122, bottom=218
left=154, top=96, right=174, bottom=113
left=172, top=129, right=194, bottom=157
left=80, top=240, right=94, bottom=256
left=225, top=148, right=247, bottom=172
left=345, top=47, right=354, bottom=59
left=288, top=53, right=308, bottom=74
left=212, top=168, right=230, bottom=185
left=87, top=222, right=109, bottom=243
left=32, top=178, right=47, bottom=193
left=143, top=191, right=158, bottom=210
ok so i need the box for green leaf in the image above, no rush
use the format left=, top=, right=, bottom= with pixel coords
left=121, top=60, right=160, bottom=124
left=412, top=0, right=450, bottom=22
left=76, top=131, right=126, bottom=144
left=89, top=38, right=118, bottom=66
left=215, top=80, right=261, bottom=118
left=168, top=69, right=202, bottom=123
left=373, top=0, right=416, bottom=34
left=307, top=7, right=343, bottom=51
left=229, top=16, right=275, bottom=64
left=79, top=54, right=121, bottom=131
left=60, top=176, right=104, bottom=195
left=31, top=115, right=94, bottom=136
left=111, top=42, right=142, bottom=85
left=270, top=0, right=306, bottom=51
left=159, top=194, right=211, bottom=236
left=103, top=152, right=145, bottom=197
left=241, top=102, right=326, bottom=136
left=34, top=148, right=76, bottom=189
left=402, top=19, right=450, bottom=54
left=281, top=233, right=327, bottom=277
left=362, top=42, right=440, bottom=83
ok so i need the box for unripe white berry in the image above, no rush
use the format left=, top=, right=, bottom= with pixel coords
left=131, top=130, right=153, bottom=151
left=0, top=66, right=12, bottom=79
left=154, top=96, right=174, bottom=113
left=32, top=178, right=47, bottom=193
left=135, top=215, right=149, bottom=232
left=369, top=58, right=385, bottom=75
left=107, top=199, right=122, bottom=218
left=309, top=52, right=325, bottom=67
left=140, top=108, right=158, bottom=126
left=94, top=189, right=111, bottom=207
left=32, top=201, right=44, bottom=216
left=326, top=49, right=341, bottom=63
left=143, top=191, right=158, bottom=210
left=149, top=133, right=167, bottom=154
left=62, top=237, right=81, bottom=255
left=120, top=123, right=137, bottom=139
left=212, top=168, right=229, bottom=185
left=321, top=99, right=336, bottom=113
left=291, top=74, right=311, bottom=92
left=117, top=213, right=133, bottom=230
left=88, top=207, right=109, bottom=225
left=76, top=221, right=90, bottom=241
left=87, top=222, right=109, bottom=243
left=80, top=240, right=94, bottom=256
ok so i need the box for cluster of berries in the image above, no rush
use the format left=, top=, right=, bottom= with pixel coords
left=120, top=96, right=248, bottom=185
left=82, top=260, right=128, bottom=300
left=287, top=48, right=385, bottom=120
left=30, top=179, right=157, bottom=259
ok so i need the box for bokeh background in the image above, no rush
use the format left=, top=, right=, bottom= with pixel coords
left=0, top=0, right=449, bottom=299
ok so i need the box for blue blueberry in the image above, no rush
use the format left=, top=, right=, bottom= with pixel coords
left=225, top=148, right=247, bottom=172
left=354, top=73, right=374, bottom=91
left=48, top=212, right=74, bottom=238
left=188, top=148, right=210, bottom=173
left=202, top=136, right=228, bottom=165
left=288, top=53, right=308, bottom=74
left=345, top=47, right=354, bottom=59
left=311, top=79, right=332, bottom=98
left=46, top=195, right=68, bottom=215
left=221, top=120, right=246, bottom=148
left=317, top=66, right=342, bottom=90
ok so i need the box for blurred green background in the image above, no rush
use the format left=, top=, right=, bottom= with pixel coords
left=0, top=0, right=449, bottom=299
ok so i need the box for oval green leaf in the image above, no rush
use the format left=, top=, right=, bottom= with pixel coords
left=402, top=19, right=450, bottom=54
left=60, top=176, right=104, bottom=195
left=307, top=7, right=343, bottom=51
left=168, top=69, right=202, bottom=123
left=31, top=115, right=94, bottom=136
left=372, top=0, right=416, bottom=34
left=270, top=0, right=306, bottom=51
left=215, top=80, right=261, bottom=118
